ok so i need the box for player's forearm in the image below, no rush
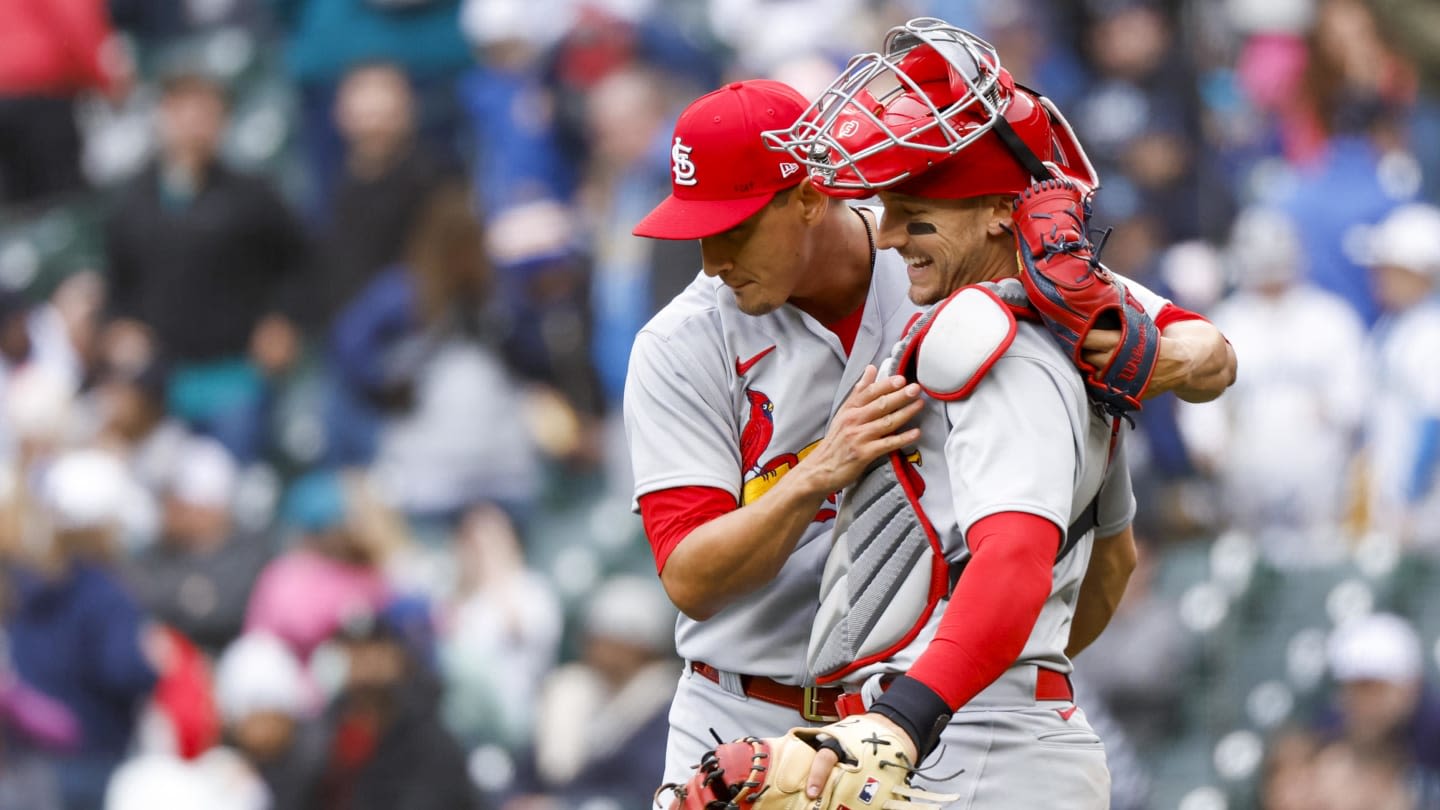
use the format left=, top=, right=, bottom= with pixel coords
left=872, top=513, right=1059, bottom=757
left=660, top=469, right=834, bottom=621
left=1147, top=320, right=1237, bottom=403
left=1065, top=526, right=1137, bottom=659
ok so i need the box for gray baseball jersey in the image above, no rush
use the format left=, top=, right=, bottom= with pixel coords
left=813, top=305, right=1137, bottom=690
left=624, top=227, right=916, bottom=683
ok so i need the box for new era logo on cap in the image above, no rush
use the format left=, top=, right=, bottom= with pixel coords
left=633, top=80, right=811, bottom=240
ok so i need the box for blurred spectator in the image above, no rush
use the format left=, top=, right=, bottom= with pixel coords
left=103, top=70, right=308, bottom=462
left=1306, top=741, right=1420, bottom=810
left=1359, top=203, right=1440, bottom=547
left=103, top=748, right=268, bottom=810
left=0, top=0, right=131, bottom=206
left=458, top=0, right=576, bottom=213
left=3, top=450, right=160, bottom=810
left=270, top=0, right=471, bottom=215
left=434, top=504, right=562, bottom=749
left=706, top=0, right=867, bottom=76
left=0, top=286, right=84, bottom=391
left=1369, top=0, right=1440, bottom=201
left=312, top=62, right=453, bottom=329
left=243, top=470, right=391, bottom=661
left=87, top=358, right=173, bottom=479
left=1260, top=730, right=1421, bottom=810
left=332, top=184, right=541, bottom=517
left=458, top=8, right=610, bottom=435
left=580, top=67, right=699, bottom=405
left=214, top=633, right=326, bottom=810
left=485, top=202, right=604, bottom=432
left=1071, top=541, right=1195, bottom=749
left=507, top=575, right=676, bottom=809
left=541, top=1, right=717, bottom=164
left=0, top=287, right=87, bottom=462
left=44, top=272, right=106, bottom=384
left=125, top=439, right=272, bottom=656
left=0, top=367, right=81, bottom=532
left=1274, top=0, right=1420, bottom=326
left=1075, top=1, right=1202, bottom=242
left=1319, top=613, right=1440, bottom=775
left=1290, top=0, right=1416, bottom=167
left=460, top=4, right=606, bottom=425
left=1277, top=142, right=1409, bottom=328
left=971, top=0, right=1087, bottom=109
left=0, top=612, right=80, bottom=810
left=80, top=358, right=183, bottom=544
left=314, top=605, right=481, bottom=810
left=1259, top=611, right=1440, bottom=810
left=1178, top=207, right=1367, bottom=563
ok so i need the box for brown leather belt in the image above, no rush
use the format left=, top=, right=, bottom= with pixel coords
left=692, top=662, right=1074, bottom=722
left=690, top=662, right=844, bottom=722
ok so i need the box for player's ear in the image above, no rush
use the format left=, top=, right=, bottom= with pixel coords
left=793, top=178, right=830, bottom=226
left=985, top=195, right=1014, bottom=236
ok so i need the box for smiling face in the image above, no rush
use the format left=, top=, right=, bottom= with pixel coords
left=699, top=186, right=816, bottom=315
left=875, top=192, right=1015, bottom=305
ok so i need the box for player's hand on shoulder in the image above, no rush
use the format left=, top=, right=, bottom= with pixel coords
left=801, top=365, right=922, bottom=493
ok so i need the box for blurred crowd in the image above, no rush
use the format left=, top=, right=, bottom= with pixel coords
left=0, top=0, right=1437, bottom=808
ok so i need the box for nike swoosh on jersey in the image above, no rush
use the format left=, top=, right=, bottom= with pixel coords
left=735, top=345, right=777, bottom=376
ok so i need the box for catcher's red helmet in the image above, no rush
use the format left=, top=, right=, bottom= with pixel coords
left=763, top=17, right=1097, bottom=200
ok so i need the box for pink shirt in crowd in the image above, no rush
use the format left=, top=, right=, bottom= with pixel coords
left=244, top=549, right=389, bottom=661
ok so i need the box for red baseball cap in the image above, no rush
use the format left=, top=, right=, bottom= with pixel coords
left=633, top=80, right=809, bottom=240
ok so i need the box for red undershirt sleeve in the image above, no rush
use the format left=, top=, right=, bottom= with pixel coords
left=870, top=511, right=1061, bottom=755
left=1155, top=302, right=1207, bottom=331
left=906, top=510, right=1060, bottom=706
left=638, top=486, right=738, bottom=574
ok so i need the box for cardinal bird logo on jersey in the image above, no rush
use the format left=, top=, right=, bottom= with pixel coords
left=737, top=390, right=838, bottom=524
left=739, top=389, right=775, bottom=474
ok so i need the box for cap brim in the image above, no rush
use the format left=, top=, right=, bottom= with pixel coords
left=632, top=191, right=776, bottom=240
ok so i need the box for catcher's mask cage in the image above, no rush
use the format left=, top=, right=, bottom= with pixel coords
left=763, top=17, right=1098, bottom=195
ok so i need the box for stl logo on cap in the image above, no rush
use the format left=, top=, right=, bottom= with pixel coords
left=671, top=137, right=697, bottom=186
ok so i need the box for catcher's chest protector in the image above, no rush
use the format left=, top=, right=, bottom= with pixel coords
left=809, top=286, right=1020, bottom=684
left=808, top=284, right=1104, bottom=684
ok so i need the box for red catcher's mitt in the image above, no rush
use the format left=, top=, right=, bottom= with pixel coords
left=1011, top=178, right=1159, bottom=415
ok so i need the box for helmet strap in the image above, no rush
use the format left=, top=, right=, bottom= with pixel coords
left=989, top=113, right=1054, bottom=184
